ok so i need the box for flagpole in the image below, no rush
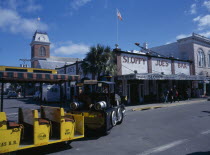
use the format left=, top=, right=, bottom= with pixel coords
left=116, top=8, right=119, bottom=45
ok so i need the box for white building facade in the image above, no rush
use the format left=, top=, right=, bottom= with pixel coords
left=151, top=33, right=210, bottom=96
left=115, top=48, right=208, bottom=104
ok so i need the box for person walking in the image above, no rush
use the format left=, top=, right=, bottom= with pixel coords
left=163, top=89, right=169, bottom=103
left=168, top=88, right=174, bottom=103
left=176, top=89, right=179, bottom=102
left=173, top=88, right=177, bottom=102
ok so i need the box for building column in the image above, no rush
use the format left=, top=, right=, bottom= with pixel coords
left=203, top=82, right=206, bottom=96
left=171, top=60, right=175, bottom=74
left=147, top=56, right=152, bottom=73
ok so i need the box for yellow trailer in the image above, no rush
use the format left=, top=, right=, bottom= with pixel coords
left=0, top=106, right=84, bottom=154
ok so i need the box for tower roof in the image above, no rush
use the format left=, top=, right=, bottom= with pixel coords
left=31, top=30, right=50, bottom=46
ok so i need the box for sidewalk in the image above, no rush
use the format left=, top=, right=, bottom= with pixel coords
left=125, top=98, right=209, bottom=112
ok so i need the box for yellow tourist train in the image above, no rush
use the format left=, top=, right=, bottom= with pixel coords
left=0, top=70, right=84, bottom=154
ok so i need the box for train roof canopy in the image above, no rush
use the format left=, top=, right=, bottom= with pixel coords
left=0, top=71, right=79, bottom=83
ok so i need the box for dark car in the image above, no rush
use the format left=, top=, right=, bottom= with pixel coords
left=33, top=91, right=40, bottom=100
left=7, top=91, right=17, bottom=98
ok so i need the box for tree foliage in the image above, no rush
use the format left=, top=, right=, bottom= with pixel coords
left=81, top=44, right=117, bottom=79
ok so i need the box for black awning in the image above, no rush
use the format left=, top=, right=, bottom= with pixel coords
left=118, top=73, right=210, bottom=81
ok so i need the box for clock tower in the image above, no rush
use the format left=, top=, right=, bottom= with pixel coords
left=30, top=31, right=50, bottom=68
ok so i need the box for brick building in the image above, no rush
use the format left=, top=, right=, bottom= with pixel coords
left=30, top=31, right=81, bottom=69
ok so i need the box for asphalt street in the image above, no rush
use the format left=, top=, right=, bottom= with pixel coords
left=9, top=99, right=209, bottom=155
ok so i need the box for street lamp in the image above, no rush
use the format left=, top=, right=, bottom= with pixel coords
left=134, top=42, right=150, bottom=54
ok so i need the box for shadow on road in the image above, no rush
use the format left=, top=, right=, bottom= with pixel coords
left=186, top=151, right=210, bottom=155
left=202, top=111, right=210, bottom=114
left=17, top=142, right=73, bottom=155
left=16, top=134, right=103, bottom=155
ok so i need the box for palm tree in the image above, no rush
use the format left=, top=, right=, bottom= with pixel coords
left=81, top=44, right=117, bottom=80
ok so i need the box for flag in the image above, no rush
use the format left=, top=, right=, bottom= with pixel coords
left=117, top=9, right=122, bottom=21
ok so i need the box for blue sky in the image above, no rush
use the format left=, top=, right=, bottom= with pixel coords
left=1, top=0, right=210, bottom=67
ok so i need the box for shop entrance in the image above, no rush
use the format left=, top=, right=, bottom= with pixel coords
left=130, top=84, right=139, bottom=104
left=139, top=84, right=144, bottom=104
left=129, top=83, right=144, bottom=104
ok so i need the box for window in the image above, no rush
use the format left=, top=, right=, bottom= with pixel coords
left=208, top=52, right=210, bottom=67
left=197, top=49, right=205, bottom=67
left=39, top=46, right=46, bottom=56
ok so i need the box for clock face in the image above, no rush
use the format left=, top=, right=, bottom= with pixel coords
left=38, top=35, right=46, bottom=41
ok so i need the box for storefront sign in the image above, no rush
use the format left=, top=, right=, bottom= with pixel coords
left=152, top=58, right=171, bottom=75
left=174, top=61, right=190, bottom=75
left=123, top=56, right=146, bottom=64
left=121, top=53, right=148, bottom=75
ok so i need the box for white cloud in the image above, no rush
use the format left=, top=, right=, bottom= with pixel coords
left=176, top=34, right=191, bottom=40
left=0, top=0, right=41, bottom=13
left=0, top=8, right=48, bottom=36
left=200, top=31, right=210, bottom=37
left=165, top=41, right=172, bottom=45
left=53, top=41, right=89, bottom=55
left=190, top=3, right=197, bottom=14
left=70, top=0, right=92, bottom=9
left=24, top=0, right=42, bottom=13
left=203, top=1, right=210, bottom=11
left=193, top=16, right=201, bottom=22
left=193, top=15, right=210, bottom=30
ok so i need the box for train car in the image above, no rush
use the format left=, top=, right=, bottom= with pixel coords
left=0, top=71, right=84, bottom=154
left=69, top=80, right=125, bottom=135
left=0, top=66, right=57, bottom=74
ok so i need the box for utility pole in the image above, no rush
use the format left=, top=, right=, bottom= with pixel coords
left=19, top=59, right=31, bottom=67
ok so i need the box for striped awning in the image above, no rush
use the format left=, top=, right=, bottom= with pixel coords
left=0, top=71, right=80, bottom=83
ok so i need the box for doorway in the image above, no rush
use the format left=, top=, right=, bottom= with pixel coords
left=139, top=84, right=144, bottom=104
left=130, top=84, right=139, bottom=104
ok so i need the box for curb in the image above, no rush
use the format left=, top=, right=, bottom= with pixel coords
left=131, top=99, right=208, bottom=111
left=132, top=106, right=162, bottom=111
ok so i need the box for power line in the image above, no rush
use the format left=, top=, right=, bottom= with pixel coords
left=134, top=43, right=168, bottom=58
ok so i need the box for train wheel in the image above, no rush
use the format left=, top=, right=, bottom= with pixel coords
left=117, top=108, right=123, bottom=124
left=111, top=110, right=117, bottom=126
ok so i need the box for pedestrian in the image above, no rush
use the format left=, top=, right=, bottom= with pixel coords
left=173, top=89, right=177, bottom=102
left=168, top=88, right=174, bottom=103
left=163, top=89, right=169, bottom=103
left=176, top=89, right=179, bottom=102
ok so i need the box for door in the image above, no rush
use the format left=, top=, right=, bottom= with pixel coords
left=127, top=84, right=130, bottom=104
left=130, top=84, right=139, bottom=104
left=139, top=84, right=144, bottom=104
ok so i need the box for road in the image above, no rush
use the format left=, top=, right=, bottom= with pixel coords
left=12, top=100, right=210, bottom=155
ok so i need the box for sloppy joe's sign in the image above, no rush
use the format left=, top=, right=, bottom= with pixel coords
left=174, top=61, right=190, bottom=75
left=122, top=56, right=146, bottom=64
left=152, top=58, right=171, bottom=75
left=121, top=53, right=148, bottom=75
